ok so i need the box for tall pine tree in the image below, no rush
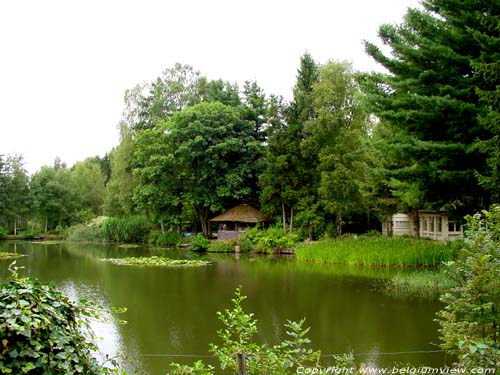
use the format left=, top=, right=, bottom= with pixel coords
left=362, top=0, right=498, bottom=215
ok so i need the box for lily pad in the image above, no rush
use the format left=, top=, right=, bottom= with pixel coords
left=101, top=256, right=211, bottom=267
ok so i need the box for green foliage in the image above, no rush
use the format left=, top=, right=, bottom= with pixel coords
left=101, top=216, right=150, bottom=243
left=69, top=157, right=106, bottom=218
left=168, top=288, right=321, bottom=375
left=437, top=205, right=500, bottom=369
left=102, top=256, right=211, bottom=267
left=241, top=227, right=299, bottom=253
left=0, top=155, right=31, bottom=233
left=303, top=61, right=369, bottom=235
left=362, top=0, right=495, bottom=213
left=67, top=224, right=106, bottom=242
left=295, top=237, right=454, bottom=267
left=17, top=228, right=42, bottom=240
left=382, top=271, right=454, bottom=299
left=66, top=216, right=108, bottom=242
left=31, top=162, right=76, bottom=232
left=188, top=234, right=210, bottom=252
left=0, top=227, right=7, bottom=240
left=104, top=125, right=138, bottom=217
left=206, top=240, right=234, bottom=253
left=0, top=264, right=121, bottom=374
left=148, top=231, right=181, bottom=247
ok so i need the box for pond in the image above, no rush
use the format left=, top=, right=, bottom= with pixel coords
left=0, top=241, right=446, bottom=374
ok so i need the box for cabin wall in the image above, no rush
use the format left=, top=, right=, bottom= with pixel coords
left=383, top=211, right=463, bottom=242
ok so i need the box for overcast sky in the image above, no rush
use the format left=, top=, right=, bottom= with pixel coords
left=0, top=0, right=418, bottom=174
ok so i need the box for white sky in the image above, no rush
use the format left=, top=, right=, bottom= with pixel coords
left=0, top=0, right=418, bottom=174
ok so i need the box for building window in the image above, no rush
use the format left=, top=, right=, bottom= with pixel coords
left=437, top=217, right=442, bottom=233
left=429, top=217, right=435, bottom=233
left=395, top=221, right=409, bottom=229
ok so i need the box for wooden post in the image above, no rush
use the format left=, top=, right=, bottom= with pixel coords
left=237, top=350, right=246, bottom=375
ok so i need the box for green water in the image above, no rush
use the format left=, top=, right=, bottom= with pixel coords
left=0, top=241, right=446, bottom=374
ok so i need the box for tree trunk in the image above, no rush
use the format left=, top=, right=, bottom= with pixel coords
left=289, top=206, right=294, bottom=233
left=198, top=208, right=209, bottom=237
left=282, top=201, right=287, bottom=234
left=14, top=220, right=17, bottom=236
left=45, top=216, right=48, bottom=233
left=336, top=215, right=342, bottom=237
left=160, top=220, right=165, bottom=234
left=308, top=224, right=313, bottom=241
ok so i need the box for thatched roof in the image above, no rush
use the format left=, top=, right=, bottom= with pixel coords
left=209, top=204, right=271, bottom=223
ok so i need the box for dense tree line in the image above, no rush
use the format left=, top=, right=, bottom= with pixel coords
left=0, top=0, right=498, bottom=237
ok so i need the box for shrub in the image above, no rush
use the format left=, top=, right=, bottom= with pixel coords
left=18, top=228, right=42, bottom=240
left=168, top=288, right=327, bottom=375
left=66, top=216, right=108, bottom=242
left=241, top=226, right=299, bottom=253
left=0, top=227, right=7, bottom=240
left=102, top=216, right=150, bottom=243
left=207, top=240, right=234, bottom=253
left=0, top=263, right=123, bottom=374
left=437, top=205, right=500, bottom=369
left=67, top=224, right=106, bottom=242
left=149, top=231, right=181, bottom=247
left=188, top=234, right=210, bottom=252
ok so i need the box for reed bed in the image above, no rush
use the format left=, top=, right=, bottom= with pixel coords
left=295, top=237, right=456, bottom=268
left=382, top=271, right=454, bottom=299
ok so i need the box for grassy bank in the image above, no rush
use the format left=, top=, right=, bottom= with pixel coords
left=295, top=237, right=457, bottom=268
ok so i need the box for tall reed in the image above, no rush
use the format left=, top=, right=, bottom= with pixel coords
left=295, top=237, right=456, bottom=268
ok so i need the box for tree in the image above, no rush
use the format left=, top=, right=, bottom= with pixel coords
left=289, top=51, right=319, bottom=124
left=200, top=79, right=241, bottom=107
left=0, top=154, right=31, bottom=233
left=70, top=157, right=106, bottom=221
left=260, top=96, right=311, bottom=233
left=136, top=63, right=205, bottom=131
left=31, top=161, right=75, bottom=231
left=241, top=80, right=268, bottom=142
left=260, top=53, right=320, bottom=235
left=472, top=11, right=500, bottom=203
left=303, top=61, right=368, bottom=236
left=133, top=127, right=183, bottom=233
left=362, top=0, right=496, bottom=215
left=104, top=125, right=137, bottom=217
left=151, top=102, right=261, bottom=236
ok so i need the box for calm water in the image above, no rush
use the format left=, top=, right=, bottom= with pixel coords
left=0, top=241, right=446, bottom=374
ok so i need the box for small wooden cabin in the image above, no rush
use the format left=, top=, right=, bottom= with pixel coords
left=382, top=210, right=463, bottom=241
left=209, top=204, right=271, bottom=241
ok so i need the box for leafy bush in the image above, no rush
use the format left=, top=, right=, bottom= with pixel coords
left=0, top=227, right=7, bottom=240
left=67, top=224, right=106, bottom=242
left=188, top=234, right=210, bottom=252
left=66, top=216, right=109, bottom=242
left=437, top=205, right=500, bottom=369
left=18, top=228, right=42, bottom=240
left=102, top=216, right=150, bottom=243
left=0, top=263, right=123, bottom=374
left=149, top=231, right=181, bottom=247
left=241, top=226, right=299, bottom=253
left=207, top=240, right=234, bottom=253
left=168, top=288, right=326, bottom=375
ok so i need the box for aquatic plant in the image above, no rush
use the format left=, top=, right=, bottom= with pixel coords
left=295, top=237, right=456, bottom=267
left=381, top=271, right=454, bottom=299
left=102, top=256, right=211, bottom=267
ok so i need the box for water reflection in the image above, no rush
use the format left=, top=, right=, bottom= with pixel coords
left=0, top=241, right=445, bottom=375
